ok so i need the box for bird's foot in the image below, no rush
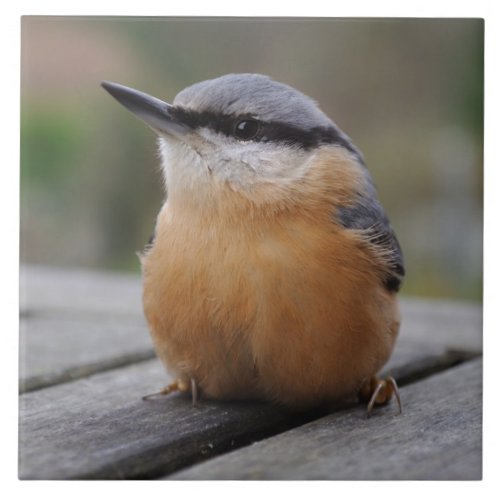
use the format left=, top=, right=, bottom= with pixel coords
left=142, top=379, right=188, bottom=401
left=190, top=378, right=199, bottom=407
left=358, top=375, right=402, bottom=417
left=142, top=378, right=199, bottom=406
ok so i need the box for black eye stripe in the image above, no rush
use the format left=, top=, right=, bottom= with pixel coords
left=169, top=107, right=362, bottom=159
left=170, top=107, right=241, bottom=137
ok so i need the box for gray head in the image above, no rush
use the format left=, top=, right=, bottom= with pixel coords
left=102, top=74, right=361, bottom=199
left=174, top=73, right=332, bottom=131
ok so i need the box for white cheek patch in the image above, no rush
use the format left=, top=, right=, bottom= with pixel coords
left=158, top=136, right=210, bottom=192
left=195, top=128, right=313, bottom=188
left=157, top=128, right=315, bottom=199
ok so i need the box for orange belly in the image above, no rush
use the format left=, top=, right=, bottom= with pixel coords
left=141, top=195, right=400, bottom=408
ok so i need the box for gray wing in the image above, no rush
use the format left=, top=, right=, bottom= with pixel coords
left=336, top=189, right=405, bottom=292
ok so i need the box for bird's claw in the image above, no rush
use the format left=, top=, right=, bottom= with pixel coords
left=142, top=378, right=199, bottom=406
left=359, top=375, right=402, bottom=417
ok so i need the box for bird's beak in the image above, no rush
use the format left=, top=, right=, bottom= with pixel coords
left=101, top=81, right=188, bottom=138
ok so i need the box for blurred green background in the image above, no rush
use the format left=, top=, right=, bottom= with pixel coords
left=20, top=17, right=483, bottom=301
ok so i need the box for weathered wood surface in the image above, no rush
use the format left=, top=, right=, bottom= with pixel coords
left=20, top=265, right=143, bottom=316
left=18, top=358, right=313, bottom=479
left=19, top=265, right=154, bottom=392
left=18, top=350, right=479, bottom=480
left=19, top=314, right=154, bottom=392
left=171, top=359, right=482, bottom=480
left=18, top=265, right=482, bottom=480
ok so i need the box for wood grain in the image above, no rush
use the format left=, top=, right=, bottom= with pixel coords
left=19, top=358, right=322, bottom=479
left=19, top=265, right=153, bottom=392
left=19, top=314, right=154, bottom=393
left=170, top=359, right=482, bottom=480
left=18, top=337, right=480, bottom=479
left=20, top=264, right=143, bottom=316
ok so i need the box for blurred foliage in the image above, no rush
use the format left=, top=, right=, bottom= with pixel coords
left=20, top=17, right=483, bottom=301
left=21, top=105, right=86, bottom=186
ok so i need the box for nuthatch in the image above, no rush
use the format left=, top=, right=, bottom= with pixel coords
left=102, top=74, right=404, bottom=414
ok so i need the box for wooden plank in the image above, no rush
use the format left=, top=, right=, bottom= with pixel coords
left=19, top=314, right=154, bottom=393
left=399, top=297, right=482, bottom=353
left=18, top=334, right=479, bottom=480
left=18, top=358, right=321, bottom=479
left=20, top=264, right=144, bottom=316
left=170, top=358, right=482, bottom=480
left=19, top=265, right=155, bottom=392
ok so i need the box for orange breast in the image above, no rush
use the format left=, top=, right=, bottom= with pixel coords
left=141, top=149, right=400, bottom=407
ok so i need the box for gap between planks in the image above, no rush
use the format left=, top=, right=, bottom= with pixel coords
left=18, top=348, right=480, bottom=480
left=20, top=348, right=157, bottom=394
left=168, top=357, right=482, bottom=480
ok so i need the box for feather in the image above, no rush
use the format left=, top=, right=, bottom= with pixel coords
left=336, top=188, right=405, bottom=292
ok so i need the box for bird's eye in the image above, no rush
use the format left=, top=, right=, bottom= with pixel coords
left=234, top=119, right=260, bottom=141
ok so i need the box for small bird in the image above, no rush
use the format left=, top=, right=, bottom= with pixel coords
left=102, top=74, right=404, bottom=414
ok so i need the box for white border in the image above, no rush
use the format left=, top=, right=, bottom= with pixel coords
left=3, top=0, right=498, bottom=496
